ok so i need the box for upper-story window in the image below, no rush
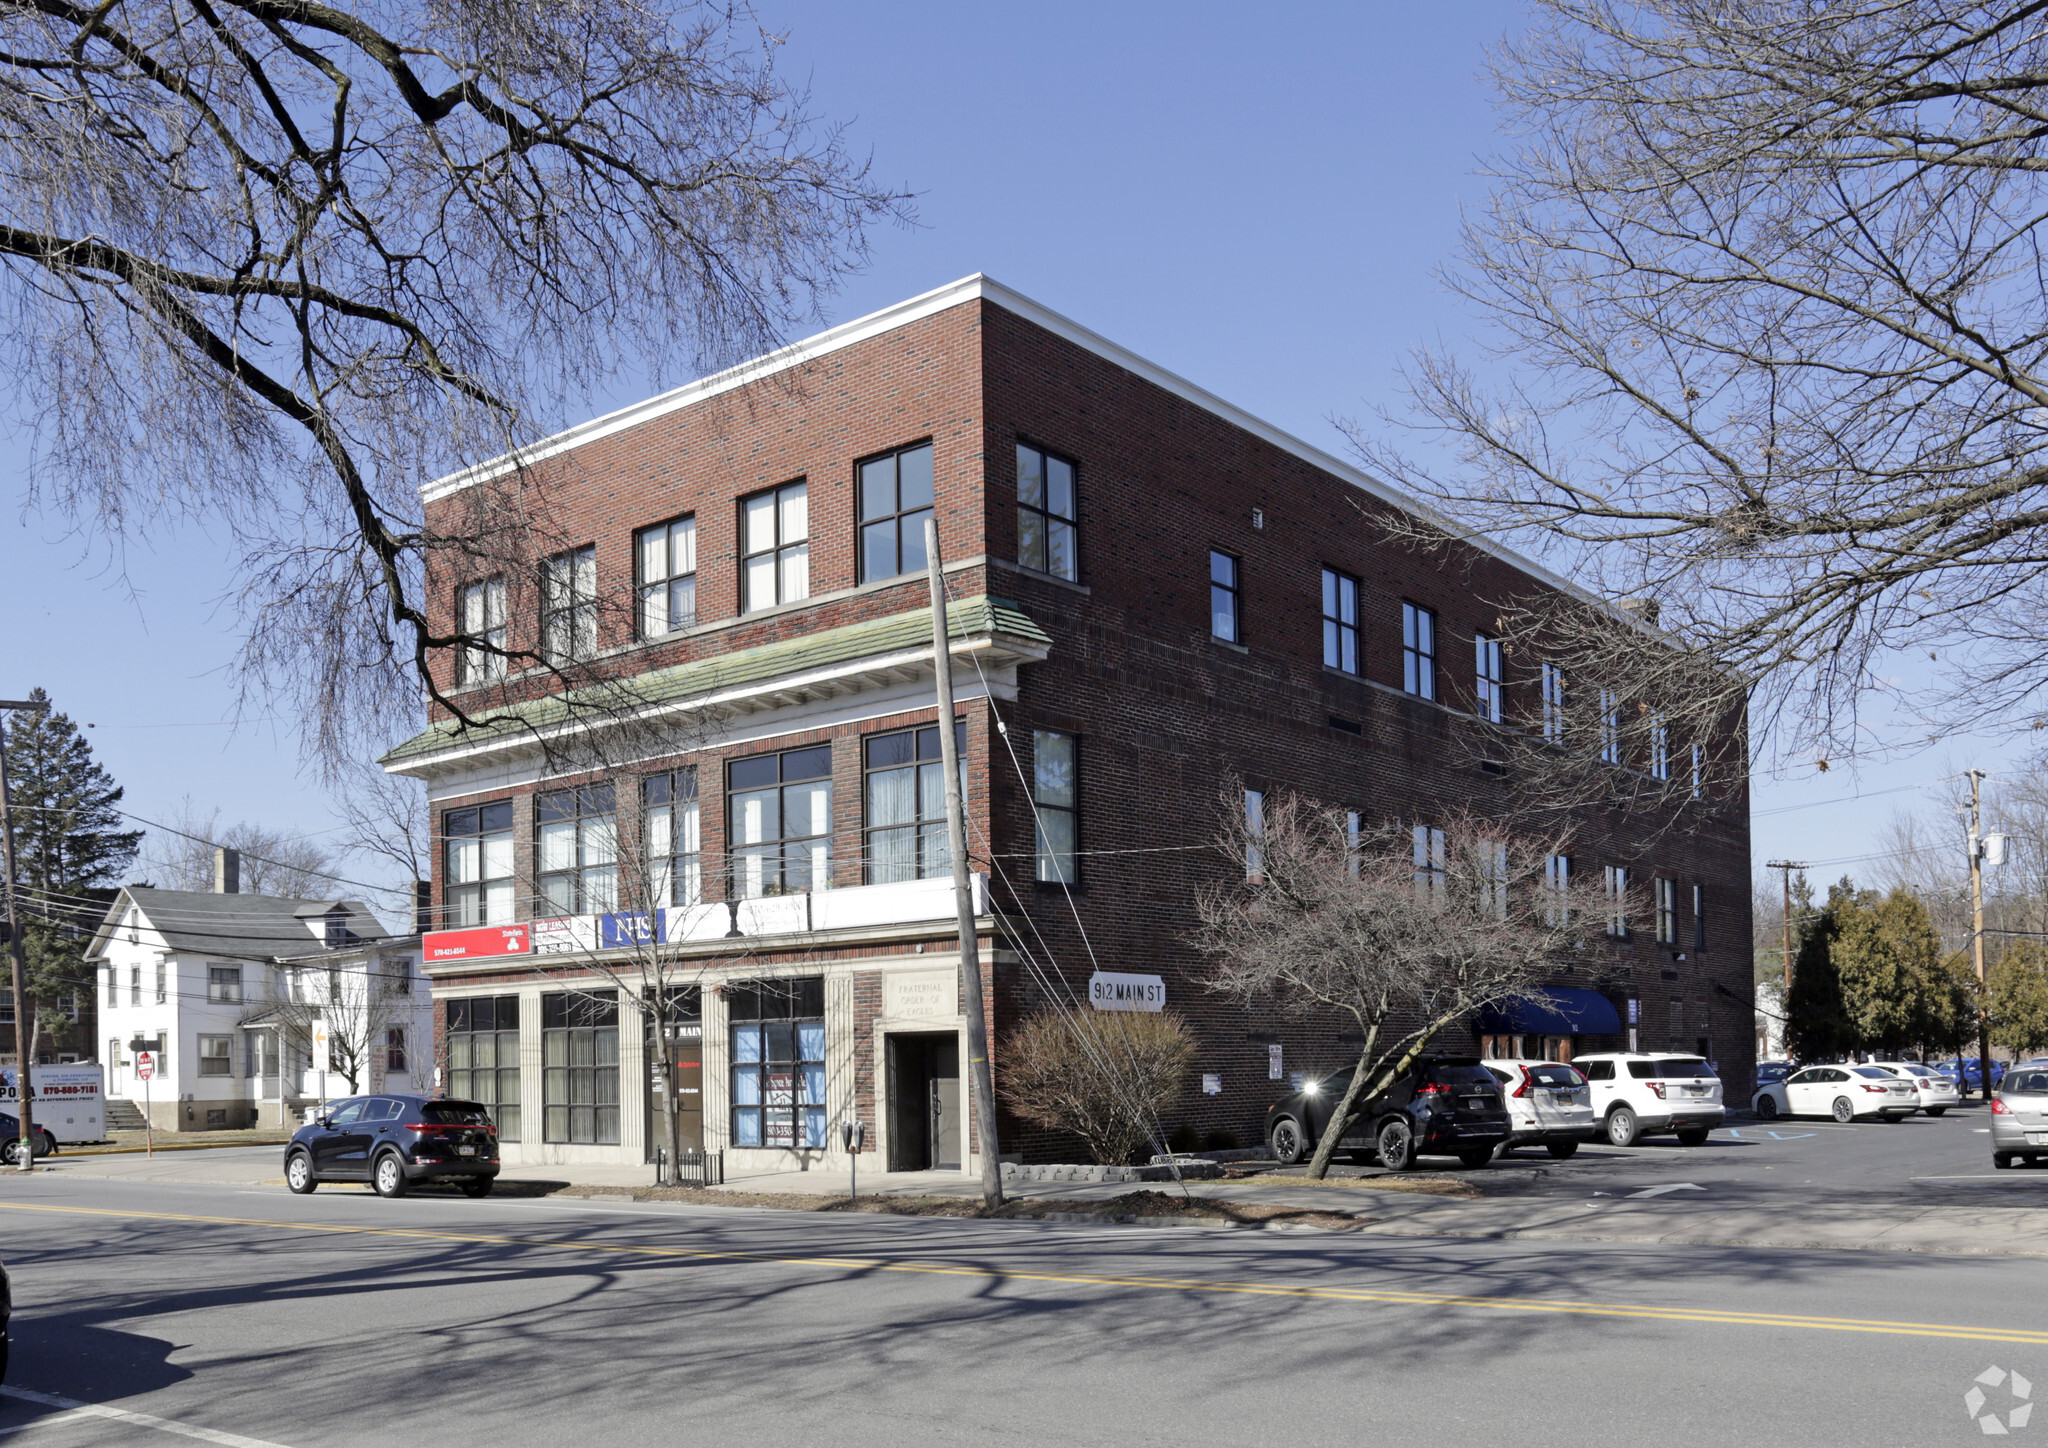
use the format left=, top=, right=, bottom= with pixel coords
left=1541, top=663, right=1566, bottom=743
left=1210, top=551, right=1242, bottom=643
left=1692, top=883, right=1707, bottom=950
left=1017, top=443, right=1078, bottom=581
left=644, top=769, right=700, bottom=908
left=537, top=785, right=618, bottom=917
left=1599, top=688, right=1622, bottom=764
left=1402, top=602, right=1437, bottom=700
left=858, top=442, right=934, bottom=582
left=1033, top=730, right=1078, bottom=885
left=540, top=545, right=597, bottom=664
left=1322, top=569, right=1360, bottom=674
left=864, top=722, right=965, bottom=884
left=1543, top=853, right=1572, bottom=926
left=1604, top=864, right=1629, bottom=938
left=455, top=576, right=507, bottom=685
left=729, top=745, right=832, bottom=897
left=1475, top=633, right=1504, bottom=722
left=207, top=965, right=241, bottom=1004
left=1412, top=823, right=1447, bottom=906
left=1654, top=876, right=1678, bottom=944
left=1650, top=715, right=1671, bottom=779
left=742, top=482, right=809, bottom=613
left=1690, top=742, right=1705, bottom=799
left=636, top=516, right=697, bottom=638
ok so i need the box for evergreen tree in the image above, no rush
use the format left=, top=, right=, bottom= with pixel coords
left=1834, top=887, right=1946, bottom=1057
left=1787, top=878, right=1857, bottom=1061
left=1991, top=941, right=2048, bottom=1060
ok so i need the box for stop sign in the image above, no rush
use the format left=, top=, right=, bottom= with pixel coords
left=134, top=1052, right=154, bottom=1081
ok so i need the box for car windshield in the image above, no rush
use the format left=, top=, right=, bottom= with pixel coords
left=1528, top=1064, right=1585, bottom=1088
left=1655, top=1058, right=1714, bottom=1079
left=424, top=1102, right=493, bottom=1126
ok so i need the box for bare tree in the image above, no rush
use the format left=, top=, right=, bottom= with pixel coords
left=1193, top=788, right=1611, bottom=1180
left=268, top=954, right=412, bottom=1096
left=1, top=2, right=908, bottom=772
left=144, top=799, right=337, bottom=898
left=334, top=763, right=430, bottom=891
left=1351, top=1, right=2048, bottom=771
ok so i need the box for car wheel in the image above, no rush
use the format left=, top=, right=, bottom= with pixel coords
left=1376, top=1117, right=1419, bottom=1171
left=1605, top=1106, right=1640, bottom=1147
left=1755, top=1093, right=1780, bottom=1121
left=1995, top=1153, right=2016, bottom=1169
left=285, top=1151, right=318, bottom=1194
left=1675, top=1127, right=1710, bottom=1147
left=0, top=1139, right=18, bottom=1167
left=1928, top=1107, right=1947, bottom=1117
left=1546, top=1140, right=1580, bottom=1160
left=460, top=1179, right=494, bottom=1199
left=372, top=1152, right=409, bottom=1198
left=1457, top=1147, right=1493, bottom=1169
left=1831, top=1097, right=1855, bottom=1124
left=38, top=1134, right=56, bottom=1157
left=1268, top=1117, right=1306, bottom=1166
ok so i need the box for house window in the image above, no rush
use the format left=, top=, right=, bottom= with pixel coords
left=540, top=544, right=597, bottom=664
left=1650, top=716, right=1671, bottom=780
left=456, top=576, right=508, bottom=685
left=198, top=1035, right=233, bottom=1077
left=448, top=995, right=521, bottom=1142
left=1412, top=824, right=1446, bottom=906
left=1244, top=788, right=1266, bottom=881
left=728, top=978, right=826, bottom=1150
left=1017, top=443, right=1078, bottom=581
left=863, top=723, right=965, bottom=884
left=1033, top=730, right=1078, bottom=885
left=385, top=1026, right=408, bottom=1074
left=130, top=965, right=140, bottom=1007
left=859, top=442, right=935, bottom=582
left=155, top=960, right=166, bottom=1004
left=1655, top=876, right=1678, bottom=944
left=322, top=910, right=350, bottom=949
left=1542, top=663, right=1566, bottom=743
left=1692, top=883, right=1707, bottom=951
left=383, top=960, right=412, bottom=996
left=1475, top=633, right=1504, bottom=723
left=444, top=802, right=515, bottom=927
left=56, top=993, right=77, bottom=1022
left=644, top=769, right=701, bottom=908
left=1209, top=551, right=1241, bottom=642
left=542, top=991, right=619, bottom=1145
left=1599, top=688, right=1622, bottom=764
left=742, top=481, right=809, bottom=612
left=1543, top=854, right=1572, bottom=926
left=1604, top=865, right=1629, bottom=938
left=537, top=785, right=618, bottom=917
left=728, top=745, right=832, bottom=898
left=1322, top=569, right=1360, bottom=674
left=244, top=1031, right=276, bottom=1078
left=207, top=966, right=241, bottom=1004
left=1402, top=603, right=1437, bottom=700
left=636, top=516, right=698, bottom=638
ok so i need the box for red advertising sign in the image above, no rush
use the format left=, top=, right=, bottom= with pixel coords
left=423, top=925, right=531, bottom=963
left=135, top=1052, right=155, bottom=1081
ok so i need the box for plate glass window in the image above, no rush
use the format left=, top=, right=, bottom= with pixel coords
left=447, top=996, right=520, bottom=1141
left=1475, top=633, right=1504, bottom=722
left=729, top=978, right=826, bottom=1149
left=444, top=802, right=514, bottom=927
left=864, top=723, right=966, bottom=884
left=542, top=991, right=619, bottom=1145
left=1033, top=730, right=1078, bottom=885
left=728, top=746, right=832, bottom=897
left=1402, top=603, right=1437, bottom=699
left=540, top=545, right=597, bottom=664
left=636, top=517, right=697, bottom=638
left=1322, top=570, right=1360, bottom=673
left=1210, top=552, right=1241, bottom=642
left=456, top=576, right=507, bottom=685
left=644, top=769, right=701, bottom=908
left=537, top=785, right=618, bottom=916
left=742, top=483, right=809, bottom=612
left=859, top=443, right=935, bottom=582
left=1017, top=444, right=1078, bottom=581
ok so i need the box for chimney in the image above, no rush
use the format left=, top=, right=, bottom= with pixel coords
left=213, top=847, right=241, bottom=894
left=413, top=880, right=432, bottom=935
left=1616, top=597, right=1661, bottom=627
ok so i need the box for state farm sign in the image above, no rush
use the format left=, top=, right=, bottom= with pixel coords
left=423, top=924, right=531, bottom=963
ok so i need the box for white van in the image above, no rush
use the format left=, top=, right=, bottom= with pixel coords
left=1573, top=1052, right=1724, bottom=1146
left=0, top=1064, right=106, bottom=1144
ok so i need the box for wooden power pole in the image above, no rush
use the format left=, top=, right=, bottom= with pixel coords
left=1765, top=859, right=1806, bottom=1051
left=0, top=697, right=51, bottom=1172
left=1968, top=769, right=1994, bottom=1101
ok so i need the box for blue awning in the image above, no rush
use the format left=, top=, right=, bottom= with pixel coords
left=1476, top=988, right=1622, bottom=1036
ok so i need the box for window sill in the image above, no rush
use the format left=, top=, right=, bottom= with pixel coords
left=1210, top=637, right=1249, bottom=654
left=987, top=556, right=1091, bottom=595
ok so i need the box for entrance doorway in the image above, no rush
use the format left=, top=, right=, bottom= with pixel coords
left=887, top=1032, right=960, bottom=1171
left=645, top=1019, right=705, bottom=1164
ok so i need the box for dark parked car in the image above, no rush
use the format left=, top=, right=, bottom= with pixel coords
left=284, top=1095, right=499, bottom=1198
left=0, top=1114, right=57, bottom=1166
left=1266, top=1057, right=1511, bottom=1170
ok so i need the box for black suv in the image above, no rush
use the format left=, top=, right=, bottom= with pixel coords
left=1266, top=1057, right=1511, bottom=1170
left=284, top=1095, right=499, bottom=1198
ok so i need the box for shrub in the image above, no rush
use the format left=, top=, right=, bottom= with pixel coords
left=999, top=1010, right=1198, bottom=1165
left=1166, top=1122, right=1202, bottom=1154
left=1202, top=1128, right=1242, bottom=1152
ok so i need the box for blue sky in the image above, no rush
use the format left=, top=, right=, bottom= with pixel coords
left=0, top=2, right=2019, bottom=903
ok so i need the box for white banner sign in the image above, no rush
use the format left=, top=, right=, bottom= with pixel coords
left=310, top=1022, right=330, bottom=1075
left=1087, top=971, right=1165, bottom=1012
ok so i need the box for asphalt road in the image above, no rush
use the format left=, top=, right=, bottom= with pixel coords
left=3, top=1169, right=2047, bottom=1447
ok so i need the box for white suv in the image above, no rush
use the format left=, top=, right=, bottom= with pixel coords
left=1575, top=1052, right=1725, bottom=1147
left=1481, top=1059, right=1598, bottom=1159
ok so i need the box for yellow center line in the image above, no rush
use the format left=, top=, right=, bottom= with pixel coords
left=3, top=1198, right=2041, bottom=1345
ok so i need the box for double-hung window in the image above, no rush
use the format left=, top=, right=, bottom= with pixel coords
left=1480, top=840, right=1508, bottom=920
left=1604, top=865, right=1630, bottom=938
left=1655, top=876, right=1678, bottom=944
left=1017, top=443, right=1078, bottom=581
left=729, top=978, right=826, bottom=1149
left=1402, top=603, right=1437, bottom=699
left=863, top=723, right=965, bottom=884
left=1210, top=552, right=1241, bottom=643
left=1412, top=823, right=1446, bottom=906
left=1690, top=743, right=1705, bottom=799
left=636, top=516, right=697, bottom=638
left=386, top=1026, right=408, bottom=1073
left=443, top=802, right=514, bottom=927
left=540, top=545, right=597, bottom=664
left=742, top=482, right=809, bottom=612
left=207, top=966, right=241, bottom=1004
left=1322, top=569, right=1360, bottom=674
left=1245, top=788, right=1266, bottom=881
left=1033, top=730, right=1079, bottom=885
left=155, top=961, right=166, bottom=1004
left=859, top=443, right=935, bottom=582
left=1543, top=854, right=1572, bottom=926
left=1598, top=688, right=1622, bottom=764
left=129, top=966, right=140, bottom=1007
left=198, top=1035, right=232, bottom=1077
left=456, top=576, right=508, bottom=685
left=644, top=769, right=701, bottom=908
left=728, top=746, right=832, bottom=897
left=448, top=995, right=521, bottom=1141
left=542, top=991, right=619, bottom=1145
left=1475, top=633, right=1504, bottom=722
left=1692, top=883, right=1707, bottom=951
left=1650, top=715, right=1671, bottom=780
left=1541, top=663, right=1566, bottom=743
left=537, top=785, right=618, bottom=917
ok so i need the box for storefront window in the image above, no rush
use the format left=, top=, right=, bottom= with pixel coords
left=542, top=991, right=619, bottom=1144
left=447, top=995, right=521, bottom=1142
left=728, top=978, right=825, bottom=1149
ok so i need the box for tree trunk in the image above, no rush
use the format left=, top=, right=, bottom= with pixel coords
left=1304, top=1033, right=1439, bottom=1180
left=655, top=1003, right=682, bottom=1188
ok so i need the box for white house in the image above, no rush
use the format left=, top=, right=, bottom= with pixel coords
left=85, top=858, right=432, bottom=1131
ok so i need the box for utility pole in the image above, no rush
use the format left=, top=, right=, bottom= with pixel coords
left=0, top=698, right=51, bottom=1172
left=925, top=518, right=1002, bottom=1210
left=1765, top=860, right=1806, bottom=1052
left=1968, top=769, right=1994, bottom=1101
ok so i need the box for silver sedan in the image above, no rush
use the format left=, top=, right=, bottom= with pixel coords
left=1992, top=1067, right=2048, bottom=1168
